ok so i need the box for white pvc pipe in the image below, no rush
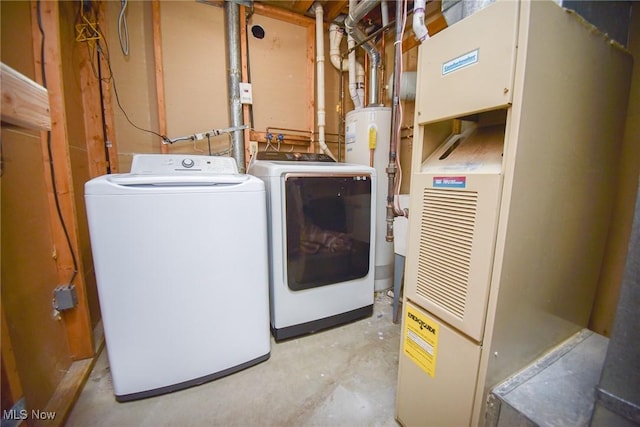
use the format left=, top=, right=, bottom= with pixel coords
left=349, top=35, right=365, bottom=109
left=315, top=4, right=336, bottom=159
left=329, top=23, right=364, bottom=110
left=329, top=24, right=349, bottom=72
left=349, top=0, right=365, bottom=108
left=413, top=0, right=429, bottom=42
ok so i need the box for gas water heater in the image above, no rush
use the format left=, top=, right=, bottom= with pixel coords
left=345, top=106, right=394, bottom=292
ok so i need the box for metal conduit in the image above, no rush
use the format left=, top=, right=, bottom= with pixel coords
left=386, top=0, right=404, bottom=242
left=224, top=1, right=246, bottom=172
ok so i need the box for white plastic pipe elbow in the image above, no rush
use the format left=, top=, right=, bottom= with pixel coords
left=329, top=24, right=349, bottom=72
left=413, top=0, right=429, bottom=43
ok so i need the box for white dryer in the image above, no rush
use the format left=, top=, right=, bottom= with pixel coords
left=85, top=154, right=270, bottom=401
left=248, top=152, right=376, bottom=341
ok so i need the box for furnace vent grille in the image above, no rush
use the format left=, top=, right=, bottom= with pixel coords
left=416, top=188, right=478, bottom=319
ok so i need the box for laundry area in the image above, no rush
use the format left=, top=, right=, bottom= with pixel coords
left=67, top=293, right=400, bottom=426
left=1, top=1, right=639, bottom=427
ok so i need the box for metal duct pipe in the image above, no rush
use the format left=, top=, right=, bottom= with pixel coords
left=224, top=1, right=246, bottom=172
left=344, top=0, right=382, bottom=106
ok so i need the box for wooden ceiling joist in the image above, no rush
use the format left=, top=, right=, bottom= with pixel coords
left=252, top=2, right=314, bottom=26
left=292, top=0, right=314, bottom=14
left=323, top=1, right=348, bottom=22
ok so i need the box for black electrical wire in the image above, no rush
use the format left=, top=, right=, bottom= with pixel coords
left=76, top=1, right=168, bottom=145
left=37, top=0, right=78, bottom=286
left=96, top=46, right=112, bottom=174
left=96, top=38, right=169, bottom=143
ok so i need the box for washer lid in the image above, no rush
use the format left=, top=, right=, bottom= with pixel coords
left=85, top=172, right=265, bottom=195
left=130, top=154, right=238, bottom=174
left=106, top=174, right=250, bottom=186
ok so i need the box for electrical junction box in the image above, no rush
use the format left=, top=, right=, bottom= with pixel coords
left=239, top=82, right=253, bottom=104
left=53, top=284, right=78, bottom=311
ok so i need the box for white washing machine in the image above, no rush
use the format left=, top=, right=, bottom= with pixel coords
left=85, top=154, right=270, bottom=401
left=248, top=152, right=376, bottom=341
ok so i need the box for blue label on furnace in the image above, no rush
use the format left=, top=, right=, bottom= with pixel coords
left=433, top=176, right=466, bottom=188
left=442, top=49, right=479, bottom=75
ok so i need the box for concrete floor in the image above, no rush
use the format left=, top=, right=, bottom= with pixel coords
left=67, top=293, right=402, bottom=427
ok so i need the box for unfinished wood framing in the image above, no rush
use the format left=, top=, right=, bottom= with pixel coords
left=323, top=1, right=348, bottom=22
left=251, top=3, right=316, bottom=153
left=30, top=0, right=94, bottom=360
left=252, top=2, right=314, bottom=27
left=41, top=326, right=104, bottom=427
left=95, top=0, right=120, bottom=173
left=291, top=0, right=313, bottom=14
left=240, top=5, right=252, bottom=167
left=1, top=305, right=24, bottom=411
left=76, top=40, right=109, bottom=178
left=0, top=62, right=51, bottom=131
left=403, top=1, right=448, bottom=53
left=250, top=130, right=311, bottom=146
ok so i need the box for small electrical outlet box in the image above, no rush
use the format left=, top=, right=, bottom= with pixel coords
left=53, top=284, right=78, bottom=311
left=250, top=141, right=258, bottom=156
left=239, top=82, right=253, bottom=104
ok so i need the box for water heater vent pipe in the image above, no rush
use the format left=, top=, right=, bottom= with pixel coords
left=344, top=0, right=382, bottom=106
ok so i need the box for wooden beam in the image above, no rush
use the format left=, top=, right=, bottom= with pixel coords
left=252, top=2, right=314, bottom=26
left=324, top=1, right=348, bottom=23
left=30, top=0, right=94, bottom=360
left=292, top=0, right=314, bottom=14
left=1, top=303, right=24, bottom=409
left=0, top=62, right=51, bottom=131
left=152, top=0, right=169, bottom=154
left=425, top=1, right=448, bottom=37
left=76, top=39, right=109, bottom=178
left=250, top=130, right=310, bottom=146
left=41, top=324, right=104, bottom=427
left=96, top=0, right=120, bottom=173
left=239, top=5, right=252, bottom=167
left=402, top=34, right=419, bottom=53
left=403, top=1, right=448, bottom=53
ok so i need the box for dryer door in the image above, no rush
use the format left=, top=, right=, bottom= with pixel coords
left=283, top=173, right=372, bottom=291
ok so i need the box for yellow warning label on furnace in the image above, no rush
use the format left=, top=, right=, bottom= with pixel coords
left=403, top=305, right=439, bottom=377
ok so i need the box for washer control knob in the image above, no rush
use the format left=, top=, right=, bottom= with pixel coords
left=181, top=158, right=195, bottom=168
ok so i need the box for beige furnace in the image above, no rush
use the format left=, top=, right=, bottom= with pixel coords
left=395, top=1, right=632, bottom=426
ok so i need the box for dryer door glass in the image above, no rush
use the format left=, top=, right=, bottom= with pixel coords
left=284, top=174, right=372, bottom=291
